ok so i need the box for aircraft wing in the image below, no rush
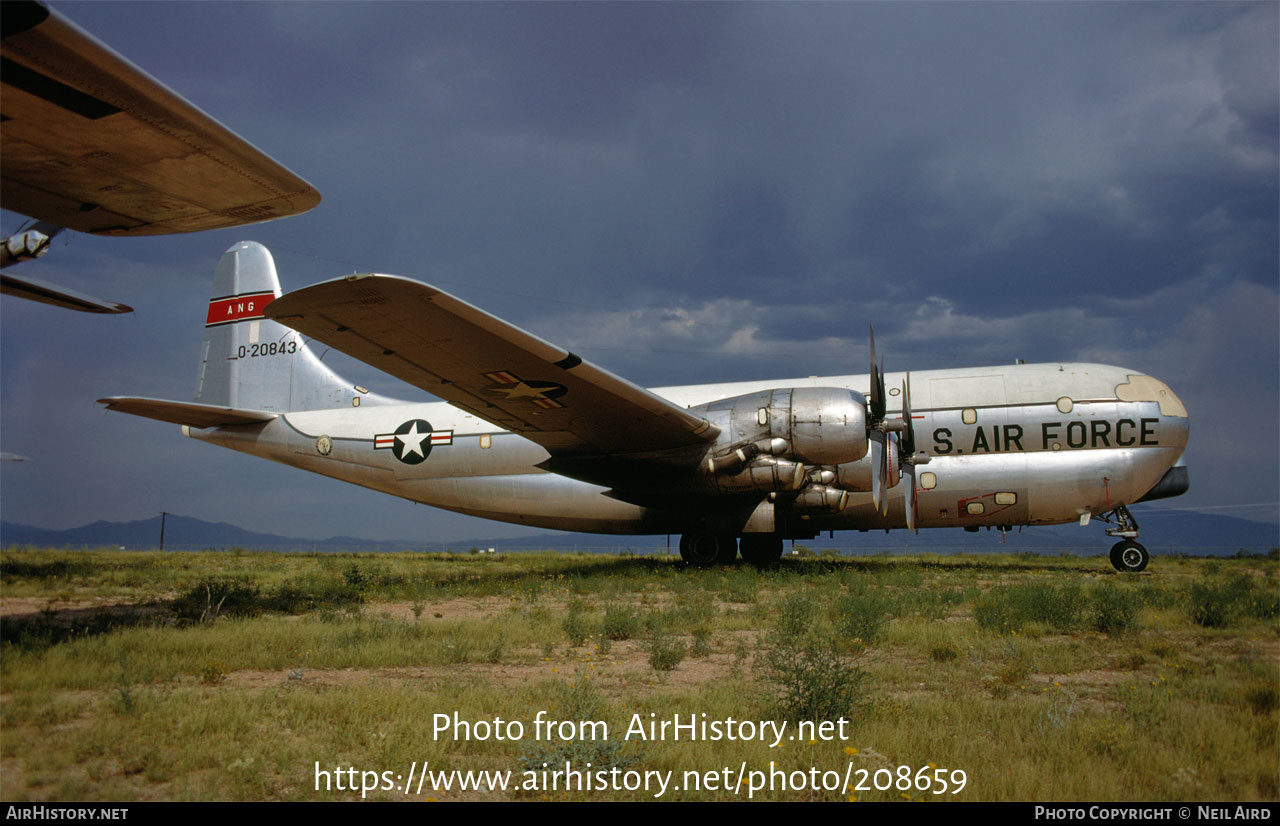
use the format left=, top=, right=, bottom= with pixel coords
left=97, top=397, right=277, bottom=428
left=266, top=274, right=721, bottom=457
left=1, top=2, right=320, bottom=236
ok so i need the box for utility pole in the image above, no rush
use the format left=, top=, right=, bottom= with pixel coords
left=159, top=511, right=168, bottom=552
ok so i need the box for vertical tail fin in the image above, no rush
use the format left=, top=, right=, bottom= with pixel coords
left=194, top=241, right=353, bottom=413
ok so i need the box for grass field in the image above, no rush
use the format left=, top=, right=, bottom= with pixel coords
left=1, top=547, right=1276, bottom=801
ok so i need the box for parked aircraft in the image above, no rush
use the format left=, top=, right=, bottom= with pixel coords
left=101, top=242, right=1190, bottom=571
left=1, top=1, right=319, bottom=312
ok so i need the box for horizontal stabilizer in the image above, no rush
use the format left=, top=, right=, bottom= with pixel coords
left=98, top=396, right=277, bottom=428
left=266, top=274, right=720, bottom=456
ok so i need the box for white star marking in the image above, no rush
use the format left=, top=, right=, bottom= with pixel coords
left=395, top=423, right=430, bottom=458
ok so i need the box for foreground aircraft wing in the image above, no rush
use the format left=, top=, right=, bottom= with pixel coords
left=97, top=397, right=277, bottom=428
left=1, top=269, right=131, bottom=313
left=266, top=274, right=720, bottom=457
left=1, top=1, right=320, bottom=237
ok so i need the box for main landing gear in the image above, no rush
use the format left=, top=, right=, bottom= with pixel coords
left=1100, top=505, right=1148, bottom=573
left=678, top=534, right=784, bottom=568
left=678, top=533, right=737, bottom=566
left=739, top=535, right=784, bottom=568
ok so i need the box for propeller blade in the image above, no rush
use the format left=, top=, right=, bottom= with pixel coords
left=869, top=326, right=885, bottom=422
left=904, top=463, right=917, bottom=534
left=901, top=373, right=915, bottom=457
left=886, top=431, right=900, bottom=492
left=870, top=431, right=885, bottom=513
left=876, top=358, right=887, bottom=420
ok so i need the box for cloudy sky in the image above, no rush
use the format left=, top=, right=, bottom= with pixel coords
left=2, top=1, right=1276, bottom=543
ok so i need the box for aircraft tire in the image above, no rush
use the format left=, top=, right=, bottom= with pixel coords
left=680, top=533, right=730, bottom=567
left=1109, top=540, right=1149, bottom=573
left=740, top=535, right=784, bottom=568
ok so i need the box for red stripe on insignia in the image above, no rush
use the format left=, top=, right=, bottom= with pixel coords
left=430, top=432, right=453, bottom=445
left=374, top=436, right=396, bottom=448
left=206, top=292, right=276, bottom=326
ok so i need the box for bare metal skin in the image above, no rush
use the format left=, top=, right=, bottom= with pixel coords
left=103, top=243, right=1189, bottom=571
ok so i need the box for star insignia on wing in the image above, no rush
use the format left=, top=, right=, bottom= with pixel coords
left=481, top=370, right=567, bottom=409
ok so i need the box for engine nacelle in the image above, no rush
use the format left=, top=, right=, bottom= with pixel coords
left=817, top=433, right=901, bottom=493
left=694, top=386, right=869, bottom=467
left=818, top=455, right=874, bottom=492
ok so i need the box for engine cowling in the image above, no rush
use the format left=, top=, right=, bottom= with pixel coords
left=693, top=386, right=869, bottom=468
left=815, top=454, right=875, bottom=492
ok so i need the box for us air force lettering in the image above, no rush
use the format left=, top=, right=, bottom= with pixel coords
left=100, top=242, right=1190, bottom=572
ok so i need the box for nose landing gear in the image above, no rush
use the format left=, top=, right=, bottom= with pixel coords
left=1101, top=505, right=1148, bottom=573
left=1109, top=539, right=1149, bottom=573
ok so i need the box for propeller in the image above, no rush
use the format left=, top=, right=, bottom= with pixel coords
left=869, top=326, right=886, bottom=422
left=868, top=326, right=888, bottom=513
left=870, top=429, right=885, bottom=513
left=901, top=373, right=918, bottom=533
left=866, top=329, right=927, bottom=527
left=868, top=326, right=902, bottom=514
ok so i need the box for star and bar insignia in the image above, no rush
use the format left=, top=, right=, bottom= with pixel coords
left=374, top=419, right=452, bottom=465
left=482, top=370, right=568, bottom=409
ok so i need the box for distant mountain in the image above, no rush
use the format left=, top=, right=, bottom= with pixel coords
left=1, top=514, right=301, bottom=551
left=2, top=509, right=1276, bottom=556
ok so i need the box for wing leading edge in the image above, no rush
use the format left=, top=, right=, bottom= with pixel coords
left=265, top=274, right=720, bottom=457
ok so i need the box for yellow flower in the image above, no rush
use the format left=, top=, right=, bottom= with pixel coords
left=844, top=747, right=858, bottom=755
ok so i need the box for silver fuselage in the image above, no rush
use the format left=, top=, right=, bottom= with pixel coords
left=186, top=361, right=1188, bottom=536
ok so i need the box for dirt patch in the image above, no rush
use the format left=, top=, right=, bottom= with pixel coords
left=0, top=597, right=168, bottom=639
left=367, top=596, right=521, bottom=623
left=0, top=596, right=160, bottom=620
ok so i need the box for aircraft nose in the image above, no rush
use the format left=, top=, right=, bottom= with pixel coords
left=1115, top=374, right=1188, bottom=419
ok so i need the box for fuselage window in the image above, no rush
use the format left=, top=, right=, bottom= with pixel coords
left=920, top=472, right=938, bottom=490
left=995, top=492, right=1017, bottom=505
left=480, top=434, right=492, bottom=449
left=962, top=408, right=977, bottom=425
left=966, top=501, right=985, bottom=515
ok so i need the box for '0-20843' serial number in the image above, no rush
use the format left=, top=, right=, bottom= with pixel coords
left=237, top=341, right=298, bottom=359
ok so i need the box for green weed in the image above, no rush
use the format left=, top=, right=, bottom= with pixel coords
left=756, top=595, right=866, bottom=722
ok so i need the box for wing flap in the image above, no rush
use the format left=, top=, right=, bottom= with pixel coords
left=98, top=397, right=277, bottom=428
left=266, top=274, right=719, bottom=456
